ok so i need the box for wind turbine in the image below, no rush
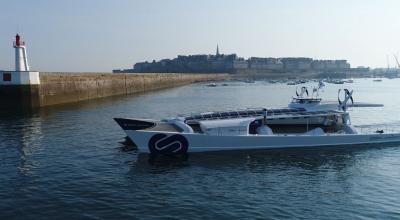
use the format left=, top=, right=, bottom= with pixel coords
left=393, top=54, right=400, bottom=78
left=394, top=54, right=400, bottom=69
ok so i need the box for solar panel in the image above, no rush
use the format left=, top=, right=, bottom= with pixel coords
left=185, top=107, right=322, bottom=122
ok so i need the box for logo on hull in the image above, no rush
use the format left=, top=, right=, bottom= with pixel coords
left=148, top=134, right=189, bottom=154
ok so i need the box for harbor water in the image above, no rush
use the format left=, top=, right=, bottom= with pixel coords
left=1, top=78, right=400, bottom=219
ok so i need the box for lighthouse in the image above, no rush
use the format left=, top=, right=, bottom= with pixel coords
left=13, top=34, right=30, bottom=71
left=0, top=34, right=39, bottom=85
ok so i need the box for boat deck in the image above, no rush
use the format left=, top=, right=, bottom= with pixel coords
left=144, top=122, right=182, bottom=132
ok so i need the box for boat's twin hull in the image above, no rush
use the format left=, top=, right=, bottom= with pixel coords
left=124, top=130, right=400, bottom=154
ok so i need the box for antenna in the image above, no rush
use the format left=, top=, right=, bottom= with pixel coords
left=387, top=54, right=390, bottom=70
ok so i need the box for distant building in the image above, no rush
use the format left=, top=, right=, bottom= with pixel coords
left=248, top=57, right=283, bottom=70
left=311, top=60, right=326, bottom=70
left=281, top=58, right=312, bottom=71
left=113, top=46, right=352, bottom=74
left=336, top=60, right=351, bottom=69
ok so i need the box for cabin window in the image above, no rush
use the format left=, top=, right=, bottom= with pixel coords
left=3, top=73, right=11, bottom=82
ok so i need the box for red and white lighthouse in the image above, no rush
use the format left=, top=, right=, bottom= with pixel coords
left=13, top=34, right=30, bottom=71
left=0, top=34, right=39, bottom=85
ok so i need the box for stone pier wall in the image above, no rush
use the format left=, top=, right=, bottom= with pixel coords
left=34, top=72, right=228, bottom=107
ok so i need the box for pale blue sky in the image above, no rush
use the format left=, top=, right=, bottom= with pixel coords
left=0, top=0, right=399, bottom=72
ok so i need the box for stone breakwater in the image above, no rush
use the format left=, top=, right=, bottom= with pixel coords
left=0, top=72, right=229, bottom=108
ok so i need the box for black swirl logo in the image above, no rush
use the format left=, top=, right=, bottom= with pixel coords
left=148, top=134, right=189, bottom=154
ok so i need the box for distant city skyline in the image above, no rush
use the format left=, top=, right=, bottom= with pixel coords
left=1, top=0, right=400, bottom=72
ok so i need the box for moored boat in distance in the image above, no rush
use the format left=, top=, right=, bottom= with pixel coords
left=344, top=79, right=354, bottom=83
left=206, top=83, right=217, bottom=87
left=326, top=79, right=345, bottom=84
left=114, top=86, right=400, bottom=155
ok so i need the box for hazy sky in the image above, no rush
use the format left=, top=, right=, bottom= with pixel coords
left=0, top=0, right=399, bottom=72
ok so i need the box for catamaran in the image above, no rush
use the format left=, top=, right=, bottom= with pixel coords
left=114, top=86, right=400, bottom=155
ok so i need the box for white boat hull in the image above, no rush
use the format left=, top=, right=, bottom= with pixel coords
left=124, top=130, right=400, bottom=154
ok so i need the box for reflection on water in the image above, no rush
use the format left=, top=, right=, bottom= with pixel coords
left=0, top=114, right=43, bottom=176
left=133, top=143, right=397, bottom=173
left=18, top=117, right=43, bottom=175
left=117, top=136, right=138, bottom=152
left=1, top=79, right=400, bottom=219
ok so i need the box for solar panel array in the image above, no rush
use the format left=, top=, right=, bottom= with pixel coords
left=184, top=108, right=342, bottom=122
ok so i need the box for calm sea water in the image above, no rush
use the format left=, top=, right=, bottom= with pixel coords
left=1, top=78, right=400, bottom=219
